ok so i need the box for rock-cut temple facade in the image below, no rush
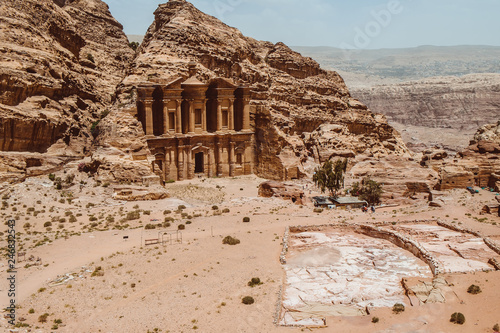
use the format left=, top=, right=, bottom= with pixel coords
left=136, top=65, right=254, bottom=183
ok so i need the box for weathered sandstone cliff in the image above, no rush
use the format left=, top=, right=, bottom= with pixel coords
left=0, top=0, right=133, bottom=153
left=424, top=122, right=500, bottom=191
left=0, top=0, right=134, bottom=181
left=352, top=74, right=500, bottom=131
left=101, top=0, right=415, bottom=185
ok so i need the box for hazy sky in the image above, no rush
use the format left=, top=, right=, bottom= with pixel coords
left=106, top=0, right=500, bottom=49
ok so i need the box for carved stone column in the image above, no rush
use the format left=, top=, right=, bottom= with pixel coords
left=186, top=146, right=194, bottom=179
left=144, top=99, right=154, bottom=136
left=229, top=141, right=235, bottom=177
left=162, top=99, right=169, bottom=135
left=216, top=99, right=222, bottom=132
left=207, top=150, right=212, bottom=178
left=201, top=99, right=207, bottom=133
left=217, top=142, right=223, bottom=177
left=177, top=145, right=184, bottom=181
left=242, top=97, right=251, bottom=132
left=164, top=148, right=170, bottom=182
left=175, top=99, right=182, bottom=134
left=188, top=99, right=195, bottom=134
left=228, top=98, right=235, bottom=132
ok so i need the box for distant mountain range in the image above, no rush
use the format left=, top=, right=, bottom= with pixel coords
left=292, top=45, right=500, bottom=88
left=127, top=34, right=144, bottom=44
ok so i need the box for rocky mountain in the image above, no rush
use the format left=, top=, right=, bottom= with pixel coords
left=100, top=0, right=415, bottom=185
left=0, top=0, right=438, bottom=201
left=0, top=0, right=134, bottom=180
left=421, top=121, right=500, bottom=192
left=293, top=46, right=500, bottom=152
left=353, top=74, right=500, bottom=131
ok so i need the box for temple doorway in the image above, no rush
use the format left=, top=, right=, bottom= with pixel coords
left=195, top=152, right=204, bottom=174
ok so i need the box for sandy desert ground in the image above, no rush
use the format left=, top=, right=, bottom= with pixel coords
left=0, top=172, right=499, bottom=333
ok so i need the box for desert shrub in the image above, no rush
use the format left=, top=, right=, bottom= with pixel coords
left=178, top=205, right=186, bottom=210
left=131, top=283, right=136, bottom=288
left=242, top=217, right=250, bottom=222
left=186, top=221, right=192, bottom=225
left=222, top=208, right=230, bottom=213
left=248, top=277, right=262, bottom=287
left=27, top=207, right=35, bottom=212
left=212, top=205, right=219, bottom=210
left=89, top=216, right=98, bottom=222
left=242, top=296, right=254, bottom=305
left=86, top=53, right=95, bottom=63
left=28, top=308, right=35, bottom=314
left=450, top=312, right=465, bottom=325
left=91, top=266, right=104, bottom=277
left=467, top=284, right=481, bottom=294
left=222, top=236, right=240, bottom=245
left=162, top=222, right=171, bottom=228
left=372, top=317, right=379, bottom=323
left=38, top=313, right=49, bottom=323
left=143, top=210, right=151, bottom=215
left=163, top=210, right=172, bottom=215
left=392, top=303, right=405, bottom=314
left=48, top=174, right=56, bottom=181
left=90, top=222, right=98, bottom=228
left=43, top=222, right=52, bottom=228
left=23, top=223, right=31, bottom=229
left=313, top=208, right=324, bottom=213
left=144, top=224, right=156, bottom=230
left=128, top=41, right=139, bottom=51
left=126, top=210, right=140, bottom=220
left=164, top=217, right=174, bottom=222
left=65, top=174, right=75, bottom=184
left=178, top=224, right=185, bottom=230
left=493, top=323, right=499, bottom=332
left=54, top=319, right=62, bottom=324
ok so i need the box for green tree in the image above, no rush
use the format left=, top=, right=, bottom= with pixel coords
left=128, top=42, right=139, bottom=51
left=313, top=159, right=348, bottom=197
left=351, top=177, right=383, bottom=205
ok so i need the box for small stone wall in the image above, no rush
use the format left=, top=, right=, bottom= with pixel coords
left=437, top=220, right=500, bottom=257
left=279, top=227, right=290, bottom=264
left=273, top=285, right=284, bottom=326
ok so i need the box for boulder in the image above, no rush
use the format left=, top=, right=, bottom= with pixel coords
left=258, top=181, right=305, bottom=205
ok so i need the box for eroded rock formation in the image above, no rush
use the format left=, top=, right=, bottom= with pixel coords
left=0, top=0, right=134, bottom=155
left=426, top=122, right=500, bottom=190
left=102, top=0, right=411, bottom=185
left=352, top=74, right=500, bottom=131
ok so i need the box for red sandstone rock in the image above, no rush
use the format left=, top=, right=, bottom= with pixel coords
left=258, top=181, right=305, bottom=205
left=102, top=0, right=411, bottom=185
